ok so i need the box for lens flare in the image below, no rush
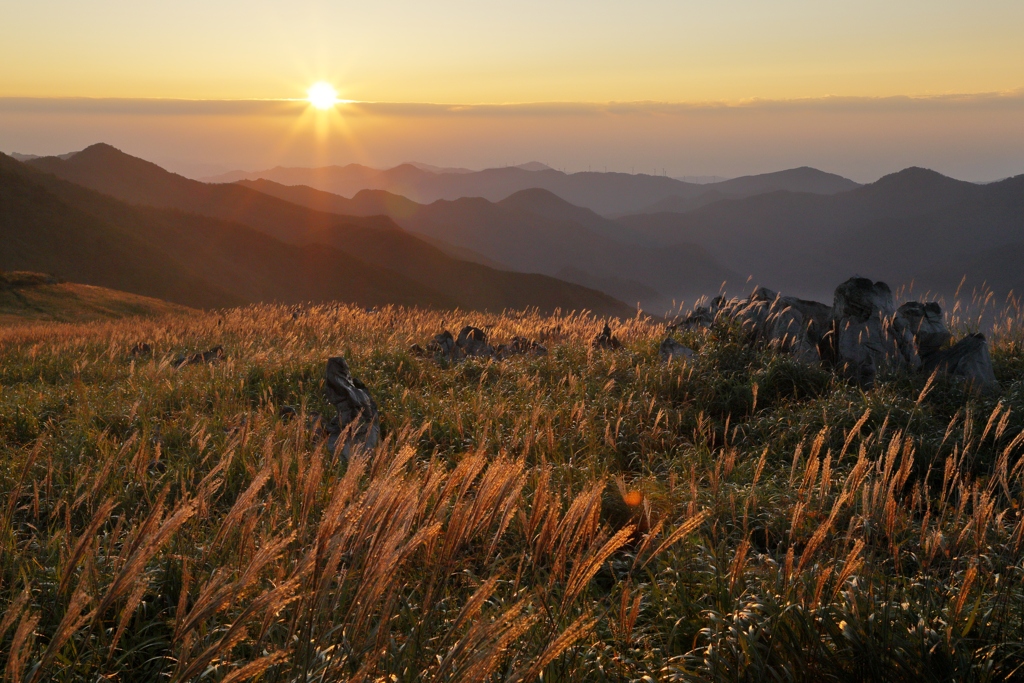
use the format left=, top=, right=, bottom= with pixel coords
left=307, top=82, right=338, bottom=110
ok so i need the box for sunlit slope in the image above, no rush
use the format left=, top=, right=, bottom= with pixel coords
left=0, top=272, right=189, bottom=324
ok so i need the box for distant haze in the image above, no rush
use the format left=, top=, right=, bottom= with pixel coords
left=2, top=93, right=1024, bottom=183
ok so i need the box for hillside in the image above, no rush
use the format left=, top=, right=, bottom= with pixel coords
left=206, top=161, right=859, bottom=217
left=0, top=271, right=189, bottom=324
left=23, top=146, right=634, bottom=316
left=236, top=179, right=736, bottom=310
left=1, top=154, right=237, bottom=308
left=1, top=153, right=499, bottom=311
left=616, top=168, right=1024, bottom=301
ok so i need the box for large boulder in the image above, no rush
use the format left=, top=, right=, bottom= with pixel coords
left=324, top=356, right=380, bottom=458
left=659, top=331, right=693, bottom=363
left=456, top=326, right=494, bottom=358
left=425, top=330, right=459, bottom=361
left=923, top=334, right=999, bottom=395
left=714, top=287, right=830, bottom=364
left=897, top=301, right=951, bottom=361
left=829, top=278, right=920, bottom=388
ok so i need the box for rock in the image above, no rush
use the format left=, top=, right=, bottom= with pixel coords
left=713, top=289, right=830, bottom=364
left=129, top=342, right=152, bottom=358
left=592, top=323, right=622, bottom=350
left=496, top=336, right=548, bottom=359
left=828, top=278, right=920, bottom=388
left=659, top=329, right=693, bottom=363
left=174, top=346, right=224, bottom=369
left=324, top=356, right=380, bottom=458
left=897, top=301, right=951, bottom=361
left=426, top=330, right=459, bottom=360
left=677, top=305, right=716, bottom=330
left=923, top=334, right=999, bottom=394
left=456, top=326, right=494, bottom=358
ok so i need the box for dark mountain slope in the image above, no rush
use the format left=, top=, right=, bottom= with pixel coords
left=2, top=153, right=450, bottom=309
left=235, top=179, right=736, bottom=310
left=1, top=154, right=232, bottom=308
left=617, top=169, right=1024, bottom=300
left=28, top=145, right=633, bottom=316
left=640, top=167, right=860, bottom=214
left=714, top=166, right=860, bottom=196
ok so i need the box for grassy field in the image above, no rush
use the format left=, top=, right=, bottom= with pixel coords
left=0, top=272, right=190, bottom=325
left=1, top=301, right=1023, bottom=681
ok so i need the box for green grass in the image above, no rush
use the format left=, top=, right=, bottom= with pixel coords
left=1, top=303, right=1022, bottom=682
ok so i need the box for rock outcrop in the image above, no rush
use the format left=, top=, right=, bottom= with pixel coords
left=424, top=330, right=458, bottom=361
left=923, top=333, right=999, bottom=395
left=828, top=278, right=920, bottom=388
left=709, top=287, right=830, bottom=364
left=456, top=326, right=494, bottom=358
left=496, top=336, right=548, bottom=359
left=415, top=326, right=545, bottom=362
left=659, top=328, right=693, bottom=363
left=678, top=277, right=999, bottom=393
left=592, top=323, right=622, bottom=350
left=324, top=356, right=380, bottom=458
left=897, top=301, right=951, bottom=362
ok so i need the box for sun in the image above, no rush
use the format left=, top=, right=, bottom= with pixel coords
left=307, top=82, right=339, bottom=110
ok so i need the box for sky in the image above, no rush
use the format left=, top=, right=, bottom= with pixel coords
left=2, top=0, right=1023, bottom=180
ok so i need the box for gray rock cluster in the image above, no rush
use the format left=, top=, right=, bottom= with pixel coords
left=413, top=325, right=547, bottom=362
left=324, top=356, right=380, bottom=458
left=828, top=278, right=921, bottom=388
left=678, top=277, right=998, bottom=393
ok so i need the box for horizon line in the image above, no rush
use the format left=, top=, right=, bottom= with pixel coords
left=2, top=86, right=1024, bottom=109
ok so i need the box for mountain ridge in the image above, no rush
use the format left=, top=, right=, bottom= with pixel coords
left=25, top=144, right=634, bottom=316
left=203, top=159, right=860, bottom=216
left=234, top=178, right=737, bottom=310
left=616, top=168, right=1024, bottom=300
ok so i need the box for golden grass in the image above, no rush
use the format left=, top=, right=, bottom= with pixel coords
left=0, top=301, right=1022, bottom=681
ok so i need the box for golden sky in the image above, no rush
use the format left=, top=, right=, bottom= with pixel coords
left=3, top=0, right=1024, bottom=103
left=3, top=2, right=1024, bottom=181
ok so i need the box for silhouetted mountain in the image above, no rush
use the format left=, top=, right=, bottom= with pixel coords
left=407, top=162, right=474, bottom=174
left=235, top=179, right=736, bottom=310
left=208, top=163, right=696, bottom=216
left=617, top=168, right=1024, bottom=301
left=205, top=162, right=859, bottom=217
left=639, top=167, right=860, bottom=214
left=513, top=162, right=553, bottom=171
left=26, top=145, right=634, bottom=316
left=2, top=154, right=230, bottom=308
left=1, top=152, right=443, bottom=309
